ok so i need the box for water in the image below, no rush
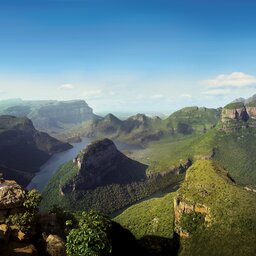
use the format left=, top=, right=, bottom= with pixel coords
left=27, top=138, right=142, bottom=192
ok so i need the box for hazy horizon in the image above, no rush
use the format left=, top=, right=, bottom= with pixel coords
left=1, top=0, right=256, bottom=112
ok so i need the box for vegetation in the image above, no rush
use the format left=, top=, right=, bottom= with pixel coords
left=41, top=160, right=184, bottom=213
left=224, top=102, right=245, bottom=109
left=114, top=192, right=175, bottom=239
left=178, top=160, right=256, bottom=256
left=6, top=189, right=42, bottom=233
left=179, top=212, right=205, bottom=234
left=66, top=211, right=112, bottom=256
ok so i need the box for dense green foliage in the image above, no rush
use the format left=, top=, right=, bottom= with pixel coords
left=66, top=211, right=112, bottom=256
left=6, top=189, right=41, bottom=233
left=166, top=106, right=220, bottom=133
left=114, top=192, right=175, bottom=239
left=41, top=160, right=184, bottom=213
left=131, top=127, right=256, bottom=185
left=179, top=212, right=205, bottom=234
left=224, top=102, right=245, bottom=109
left=178, top=160, right=256, bottom=256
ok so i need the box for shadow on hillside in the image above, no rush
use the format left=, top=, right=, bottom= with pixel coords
left=111, top=221, right=180, bottom=256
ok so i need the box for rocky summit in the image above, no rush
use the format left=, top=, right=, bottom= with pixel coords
left=61, top=138, right=147, bottom=193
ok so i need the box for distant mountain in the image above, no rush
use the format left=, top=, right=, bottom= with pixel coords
left=0, top=99, right=99, bottom=134
left=64, top=107, right=220, bottom=145
left=166, top=106, right=221, bottom=134
left=0, top=115, right=72, bottom=186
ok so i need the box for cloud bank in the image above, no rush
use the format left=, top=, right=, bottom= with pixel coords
left=202, top=72, right=256, bottom=88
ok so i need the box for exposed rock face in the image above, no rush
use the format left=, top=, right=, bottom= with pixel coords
left=221, top=106, right=249, bottom=121
left=45, top=234, right=66, bottom=256
left=29, top=100, right=97, bottom=131
left=1, top=99, right=99, bottom=133
left=220, top=100, right=256, bottom=131
left=0, top=180, right=26, bottom=209
left=174, top=196, right=211, bottom=238
left=60, top=138, right=147, bottom=194
left=0, top=115, right=72, bottom=186
left=246, top=106, right=256, bottom=119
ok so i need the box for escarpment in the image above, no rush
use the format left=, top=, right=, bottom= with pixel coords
left=221, top=100, right=256, bottom=131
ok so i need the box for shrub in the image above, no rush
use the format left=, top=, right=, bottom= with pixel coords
left=66, top=210, right=112, bottom=256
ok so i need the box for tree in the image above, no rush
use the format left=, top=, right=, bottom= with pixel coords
left=66, top=210, right=112, bottom=256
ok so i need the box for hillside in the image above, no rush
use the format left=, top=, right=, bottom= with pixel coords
left=0, top=115, right=72, bottom=186
left=175, top=160, right=256, bottom=256
left=115, top=160, right=256, bottom=256
left=166, top=106, right=220, bottom=134
left=60, top=107, right=220, bottom=145
left=41, top=138, right=187, bottom=213
left=0, top=99, right=99, bottom=134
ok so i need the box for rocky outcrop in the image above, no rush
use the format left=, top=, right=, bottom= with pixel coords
left=0, top=115, right=72, bottom=186
left=0, top=180, right=27, bottom=209
left=60, top=138, right=147, bottom=194
left=44, top=234, right=66, bottom=256
left=174, top=196, right=211, bottom=238
left=220, top=101, right=256, bottom=131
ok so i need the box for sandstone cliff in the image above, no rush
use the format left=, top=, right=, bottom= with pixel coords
left=221, top=100, right=256, bottom=131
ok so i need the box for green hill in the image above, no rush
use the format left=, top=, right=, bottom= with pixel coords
left=176, top=160, right=256, bottom=256
left=60, top=107, right=220, bottom=145
left=166, top=106, right=220, bottom=134
left=115, top=160, right=256, bottom=256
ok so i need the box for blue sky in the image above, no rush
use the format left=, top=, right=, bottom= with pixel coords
left=1, top=0, right=256, bottom=113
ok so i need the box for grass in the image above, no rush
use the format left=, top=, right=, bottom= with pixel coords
left=178, top=160, right=256, bottom=256
left=130, top=127, right=256, bottom=185
left=114, top=192, right=175, bottom=239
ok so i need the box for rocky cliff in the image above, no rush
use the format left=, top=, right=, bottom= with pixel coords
left=60, top=138, right=147, bottom=193
left=0, top=99, right=99, bottom=133
left=0, top=115, right=72, bottom=186
left=221, top=100, right=256, bottom=131
left=172, top=160, right=256, bottom=255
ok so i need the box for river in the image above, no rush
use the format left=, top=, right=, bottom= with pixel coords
left=27, top=138, right=141, bottom=192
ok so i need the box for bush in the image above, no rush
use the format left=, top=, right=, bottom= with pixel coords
left=66, top=210, right=112, bottom=256
left=179, top=212, right=205, bottom=234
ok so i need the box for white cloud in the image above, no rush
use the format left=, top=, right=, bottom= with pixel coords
left=59, top=84, right=74, bottom=90
left=202, top=72, right=256, bottom=88
left=202, top=89, right=230, bottom=96
left=151, top=94, right=164, bottom=99
left=180, top=94, right=192, bottom=98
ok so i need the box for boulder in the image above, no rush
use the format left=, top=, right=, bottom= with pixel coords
left=45, top=234, right=66, bottom=256
left=0, top=181, right=26, bottom=209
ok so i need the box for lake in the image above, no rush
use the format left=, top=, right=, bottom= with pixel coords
left=27, top=138, right=141, bottom=192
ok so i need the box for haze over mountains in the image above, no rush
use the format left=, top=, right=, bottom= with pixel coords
left=0, top=99, right=99, bottom=134
left=1, top=94, right=256, bottom=255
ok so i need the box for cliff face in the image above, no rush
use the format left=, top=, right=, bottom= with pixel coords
left=0, top=115, right=72, bottom=186
left=60, top=138, right=147, bottom=193
left=221, top=101, right=256, bottom=131
left=1, top=99, right=99, bottom=133
left=174, top=196, right=211, bottom=238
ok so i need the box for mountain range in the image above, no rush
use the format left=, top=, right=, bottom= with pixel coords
left=1, top=94, right=256, bottom=255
